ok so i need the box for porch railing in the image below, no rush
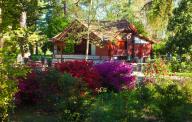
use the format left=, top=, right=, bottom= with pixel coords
left=53, top=54, right=110, bottom=63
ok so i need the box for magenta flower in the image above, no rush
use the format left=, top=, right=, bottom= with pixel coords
left=95, top=61, right=135, bottom=91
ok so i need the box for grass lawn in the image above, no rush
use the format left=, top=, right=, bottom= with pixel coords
left=10, top=106, right=59, bottom=122
left=169, top=72, right=192, bottom=78
left=175, top=72, right=192, bottom=78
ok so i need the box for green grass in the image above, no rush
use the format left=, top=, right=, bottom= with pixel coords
left=10, top=106, right=59, bottom=122
left=173, top=72, right=192, bottom=78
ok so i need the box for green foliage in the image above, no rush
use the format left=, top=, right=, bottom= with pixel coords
left=1, top=0, right=20, bottom=30
left=30, top=55, right=41, bottom=61
left=9, top=67, right=192, bottom=122
left=130, top=19, right=148, bottom=36
left=173, top=72, right=192, bottom=78
left=2, top=28, right=46, bottom=56
left=166, top=0, right=192, bottom=55
left=144, top=58, right=170, bottom=78
left=11, top=106, right=59, bottom=122
left=41, top=41, right=53, bottom=55
left=153, top=41, right=166, bottom=55
left=149, top=80, right=192, bottom=122
left=86, top=79, right=192, bottom=122
left=168, top=56, right=181, bottom=72
left=38, top=70, right=92, bottom=122
left=63, top=39, right=75, bottom=54
left=86, top=91, right=146, bottom=122
left=38, top=0, right=69, bottom=39
left=0, top=44, right=29, bottom=121
left=42, top=15, right=69, bottom=39
left=56, top=73, right=92, bottom=121
left=166, top=0, right=192, bottom=72
left=168, top=53, right=192, bottom=72
left=1, top=0, right=42, bottom=30
left=0, top=24, right=31, bottom=121
left=38, top=1, right=69, bottom=53
left=146, top=0, right=174, bottom=31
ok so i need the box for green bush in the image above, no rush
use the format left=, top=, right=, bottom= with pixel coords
left=0, top=81, right=16, bottom=122
left=30, top=55, right=41, bottom=61
left=153, top=42, right=166, bottom=55
left=86, top=90, right=153, bottom=122
left=56, top=73, right=93, bottom=121
left=139, top=80, right=192, bottom=122
left=39, top=71, right=192, bottom=122
left=63, top=40, right=75, bottom=54
left=37, top=69, right=93, bottom=121
left=168, top=53, right=192, bottom=72
left=0, top=64, right=29, bottom=121
left=86, top=79, right=192, bottom=122
left=13, top=65, right=192, bottom=122
left=156, top=84, right=191, bottom=121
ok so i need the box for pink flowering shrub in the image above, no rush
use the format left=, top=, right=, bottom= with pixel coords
left=15, top=60, right=135, bottom=106
left=54, top=60, right=101, bottom=90
left=95, top=61, right=135, bottom=91
left=15, top=71, right=41, bottom=105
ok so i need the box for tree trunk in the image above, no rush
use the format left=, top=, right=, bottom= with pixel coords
left=29, top=44, right=34, bottom=55
left=35, top=43, right=38, bottom=55
left=85, top=29, right=90, bottom=60
left=63, top=0, right=67, bottom=16
left=0, top=6, right=2, bottom=32
left=20, top=11, right=27, bottom=57
left=0, top=2, right=3, bottom=48
left=20, top=44, right=25, bottom=57
left=128, top=0, right=131, bottom=6
left=85, top=0, right=92, bottom=60
left=20, top=11, right=27, bottom=28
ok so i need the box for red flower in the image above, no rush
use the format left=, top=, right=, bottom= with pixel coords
left=55, top=60, right=101, bottom=91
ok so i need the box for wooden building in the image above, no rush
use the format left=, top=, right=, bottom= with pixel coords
left=51, top=19, right=157, bottom=62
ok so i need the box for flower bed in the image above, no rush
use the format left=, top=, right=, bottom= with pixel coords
left=95, top=61, right=135, bottom=91
left=14, top=60, right=192, bottom=122
left=54, top=60, right=101, bottom=90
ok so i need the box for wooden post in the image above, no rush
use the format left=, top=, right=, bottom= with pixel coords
left=108, top=42, right=112, bottom=60
left=61, top=45, right=63, bottom=62
left=150, top=43, right=153, bottom=59
left=126, top=33, right=132, bottom=60
left=53, top=42, right=55, bottom=57
left=132, top=36, right=135, bottom=61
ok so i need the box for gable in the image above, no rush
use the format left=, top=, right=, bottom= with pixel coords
left=51, top=19, right=158, bottom=46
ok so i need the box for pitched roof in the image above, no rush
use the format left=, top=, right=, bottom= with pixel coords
left=51, top=19, right=158, bottom=45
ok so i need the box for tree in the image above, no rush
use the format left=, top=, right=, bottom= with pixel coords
left=144, top=0, right=174, bottom=38
left=66, top=0, right=97, bottom=60
left=37, top=0, right=70, bottom=55
left=166, top=0, right=192, bottom=55
left=85, top=0, right=93, bottom=60
left=0, top=30, right=29, bottom=121
left=0, top=0, right=47, bottom=56
left=66, top=0, right=150, bottom=59
left=0, top=1, right=45, bottom=119
left=0, top=0, right=2, bottom=32
left=0, top=1, right=51, bottom=120
left=0, top=0, right=2, bottom=48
